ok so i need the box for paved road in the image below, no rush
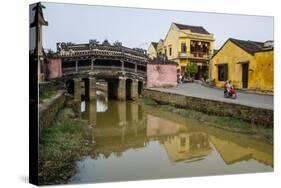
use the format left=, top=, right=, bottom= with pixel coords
left=150, top=83, right=273, bottom=110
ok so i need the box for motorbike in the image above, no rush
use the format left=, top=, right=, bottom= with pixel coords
left=224, top=86, right=237, bottom=99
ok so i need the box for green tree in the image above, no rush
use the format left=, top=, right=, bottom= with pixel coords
left=185, top=63, right=198, bottom=79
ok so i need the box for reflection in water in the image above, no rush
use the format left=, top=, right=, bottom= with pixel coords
left=96, top=100, right=108, bottom=112
left=69, top=96, right=273, bottom=184
left=96, top=91, right=108, bottom=112
left=80, top=101, right=85, bottom=112
left=164, top=133, right=212, bottom=163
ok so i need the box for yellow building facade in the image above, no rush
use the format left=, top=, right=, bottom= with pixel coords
left=147, top=42, right=158, bottom=59
left=211, top=38, right=274, bottom=92
left=148, top=23, right=215, bottom=79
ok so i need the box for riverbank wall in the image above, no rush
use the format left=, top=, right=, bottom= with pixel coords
left=143, top=89, right=273, bottom=127
left=39, top=91, right=66, bottom=133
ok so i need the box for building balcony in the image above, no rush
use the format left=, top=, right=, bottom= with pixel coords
left=178, top=51, right=212, bottom=60
left=179, top=52, right=188, bottom=58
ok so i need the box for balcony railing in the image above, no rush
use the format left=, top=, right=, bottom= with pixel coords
left=178, top=51, right=212, bottom=59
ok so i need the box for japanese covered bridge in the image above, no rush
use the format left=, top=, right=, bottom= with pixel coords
left=45, top=40, right=149, bottom=101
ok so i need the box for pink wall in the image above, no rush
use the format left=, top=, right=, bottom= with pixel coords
left=46, top=58, right=62, bottom=79
left=147, top=64, right=177, bottom=88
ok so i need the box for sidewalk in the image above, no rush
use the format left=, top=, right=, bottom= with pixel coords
left=150, top=83, right=273, bottom=110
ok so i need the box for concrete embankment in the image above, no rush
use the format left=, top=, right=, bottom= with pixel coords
left=39, top=90, right=66, bottom=133
left=143, top=89, right=273, bottom=127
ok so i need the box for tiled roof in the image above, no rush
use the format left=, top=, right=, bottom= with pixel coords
left=151, top=42, right=158, bottom=50
left=229, top=38, right=265, bottom=55
left=173, top=22, right=210, bottom=34
left=212, top=49, right=219, bottom=58
left=212, top=38, right=273, bottom=59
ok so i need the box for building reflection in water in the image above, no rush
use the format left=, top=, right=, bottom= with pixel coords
left=69, top=97, right=273, bottom=184
left=79, top=96, right=273, bottom=168
left=164, top=133, right=212, bottom=163
left=146, top=114, right=212, bottom=163
left=209, top=135, right=273, bottom=166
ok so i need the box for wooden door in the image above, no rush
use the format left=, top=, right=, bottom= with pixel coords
left=242, top=64, right=249, bottom=88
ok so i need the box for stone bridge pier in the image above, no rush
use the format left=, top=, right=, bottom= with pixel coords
left=83, top=77, right=97, bottom=101
left=69, top=76, right=142, bottom=101
left=71, top=77, right=96, bottom=101
left=117, top=77, right=140, bottom=101
left=117, top=77, right=126, bottom=101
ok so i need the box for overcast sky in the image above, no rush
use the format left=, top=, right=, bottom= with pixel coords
left=36, top=2, right=273, bottom=51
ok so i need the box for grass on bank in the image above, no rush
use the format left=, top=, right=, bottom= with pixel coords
left=139, top=96, right=273, bottom=143
left=38, top=108, right=92, bottom=185
left=39, top=89, right=58, bottom=103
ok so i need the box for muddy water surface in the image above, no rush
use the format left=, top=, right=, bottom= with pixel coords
left=68, top=94, right=273, bottom=184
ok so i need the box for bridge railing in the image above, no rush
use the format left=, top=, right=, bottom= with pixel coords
left=93, top=65, right=122, bottom=71
left=124, top=67, right=135, bottom=73
left=61, top=65, right=146, bottom=77
left=62, top=67, right=76, bottom=74
left=137, top=70, right=146, bottom=75
left=59, top=48, right=148, bottom=64
left=78, top=65, right=91, bottom=71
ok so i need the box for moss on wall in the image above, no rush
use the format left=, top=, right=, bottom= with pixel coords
left=143, top=89, right=273, bottom=127
left=39, top=91, right=66, bottom=133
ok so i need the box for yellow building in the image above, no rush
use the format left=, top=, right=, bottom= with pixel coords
left=148, top=22, right=215, bottom=79
left=147, top=42, right=158, bottom=59
left=211, top=38, right=274, bottom=92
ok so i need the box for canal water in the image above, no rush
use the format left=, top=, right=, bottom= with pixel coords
left=68, top=92, right=273, bottom=184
